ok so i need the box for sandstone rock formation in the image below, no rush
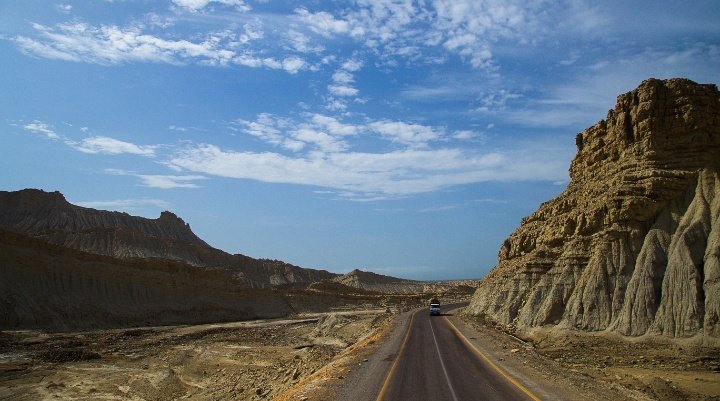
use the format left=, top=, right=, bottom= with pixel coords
left=0, top=189, right=336, bottom=287
left=466, top=78, right=720, bottom=342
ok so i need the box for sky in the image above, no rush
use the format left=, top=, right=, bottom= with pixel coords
left=1, top=1, right=719, bottom=280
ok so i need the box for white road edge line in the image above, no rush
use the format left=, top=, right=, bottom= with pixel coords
left=429, top=318, right=459, bottom=401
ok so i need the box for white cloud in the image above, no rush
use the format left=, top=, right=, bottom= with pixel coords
left=324, top=98, right=348, bottom=112
left=293, top=128, right=347, bottom=153
left=76, top=198, right=170, bottom=211
left=23, top=121, right=60, bottom=140
left=239, top=112, right=452, bottom=151
left=168, top=125, right=188, bottom=132
left=417, top=205, right=458, bottom=213
left=238, top=113, right=306, bottom=152
left=15, top=22, right=234, bottom=66
left=102, top=168, right=206, bottom=189
left=332, top=70, right=354, bottom=84
left=281, top=56, right=306, bottom=74
left=136, top=174, right=207, bottom=189
left=496, top=43, right=720, bottom=128
left=14, top=21, right=306, bottom=74
left=324, top=59, right=363, bottom=106
left=294, top=8, right=351, bottom=37
left=474, top=89, right=522, bottom=113
left=368, top=120, right=442, bottom=148
left=172, top=0, right=251, bottom=12
left=307, top=113, right=359, bottom=136
left=56, top=4, right=72, bottom=13
left=341, top=59, right=363, bottom=71
left=72, top=135, right=156, bottom=156
left=293, top=1, right=530, bottom=70
left=328, top=84, right=359, bottom=97
left=167, top=142, right=568, bottom=200
left=453, top=130, right=483, bottom=140
left=286, top=30, right=323, bottom=53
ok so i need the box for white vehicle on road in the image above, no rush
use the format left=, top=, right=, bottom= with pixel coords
left=429, top=298, right=440, bottom=316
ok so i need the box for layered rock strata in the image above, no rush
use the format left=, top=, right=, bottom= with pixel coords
left=0, top=228, right=292, bottom=330
left=466, top=78, right=720, bottom=340
left=0, top=189, right=336, bottom=287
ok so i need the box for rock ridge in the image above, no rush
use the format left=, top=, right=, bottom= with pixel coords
left=331, top=268, right=480, bottom=295
left=0, top=188, right=336, bottom=287
left=466, top=78, right=720, bottom=343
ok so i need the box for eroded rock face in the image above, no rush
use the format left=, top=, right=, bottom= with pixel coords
left=0, top=189, right=337, bottom=287
left=466, top=78, right=720, bottom=340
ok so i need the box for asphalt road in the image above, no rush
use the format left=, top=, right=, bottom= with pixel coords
left=375, top=305, right=540, bottom=401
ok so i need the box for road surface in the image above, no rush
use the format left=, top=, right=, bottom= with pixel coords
left=375, top=305, right=540, bottom=401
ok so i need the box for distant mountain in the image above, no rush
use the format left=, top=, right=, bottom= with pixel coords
left=332, top=268, right=479, bottom=295
left=467, top=78, right=720, bottom=343
left=0, top=189, right=337, bottom=288
left=0, top=227, right=292, bottom=330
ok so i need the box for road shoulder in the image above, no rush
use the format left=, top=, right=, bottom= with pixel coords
left=450, top=309, right=654, bottom=401
left=274, top=309, right=416, bottom=401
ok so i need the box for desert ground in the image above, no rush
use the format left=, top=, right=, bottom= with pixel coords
left=457, top=315, right=720, bottom=401
left=1, top=305, right=718, bottom=401
left=0, top=309, right=393, bottom=400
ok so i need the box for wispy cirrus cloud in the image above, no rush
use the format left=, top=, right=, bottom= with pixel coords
left=56, top=4, right=72, bottom=14
left=172, top=0, right=250, bottom=13
left=13, top=21, right=307, bottom=74
left=136, top=174, right=207, bottom=189
left=15, top=22, right=234, bottom=65
left=75, top=198, right=170, bottom=212
left=237, top=112, right=453, bottom=153
left=18, top=110, right=566, bottom=199
left=105, top=168, right=206, bottom=189
left=166, top=141, right=568, bottom=200
left=492, top=43, right=720, bottom=128
left=367, top=120, right=441, bottom=149
left=71, top=135, right=157, bottom=156
left=23, top=121, right=60, bottom=140
left=292, top=0, right=553, bottom=71
left=324, top=58, right=363, bottom=110
left=22, top=120, right=159, bottom=157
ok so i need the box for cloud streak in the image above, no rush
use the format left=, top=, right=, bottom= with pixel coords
left=75, top=198, right=170, bottom=211
left=23, top=121, right=60, bottom=140
left=166, top=142, right=568, bottom=200
left=14, top=21, right=306, bottom=73
left=172, top=0, right=251, bottom=13
left=71, top=136, right=157, bottom=156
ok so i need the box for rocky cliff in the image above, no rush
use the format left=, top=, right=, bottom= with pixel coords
left=0, top=189, right=336, bottom=287
left=466, top=78, right=720, bottom=342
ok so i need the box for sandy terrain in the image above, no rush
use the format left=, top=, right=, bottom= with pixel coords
left=457, top=314, right=720, bottom=401
left=0, top=310, right=392, bottom=400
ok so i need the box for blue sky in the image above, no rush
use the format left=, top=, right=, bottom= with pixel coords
left=1, top=0, right=718, bottom=280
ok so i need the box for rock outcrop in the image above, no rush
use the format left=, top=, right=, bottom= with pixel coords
left=466, top=78, right=720, bottom=341
left=0, top=189, right=336, bottom=287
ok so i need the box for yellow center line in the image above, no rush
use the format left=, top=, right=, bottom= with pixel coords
left=444, top=315, right=542, bottom=401
left=374, top=310, right=417, bottom=401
